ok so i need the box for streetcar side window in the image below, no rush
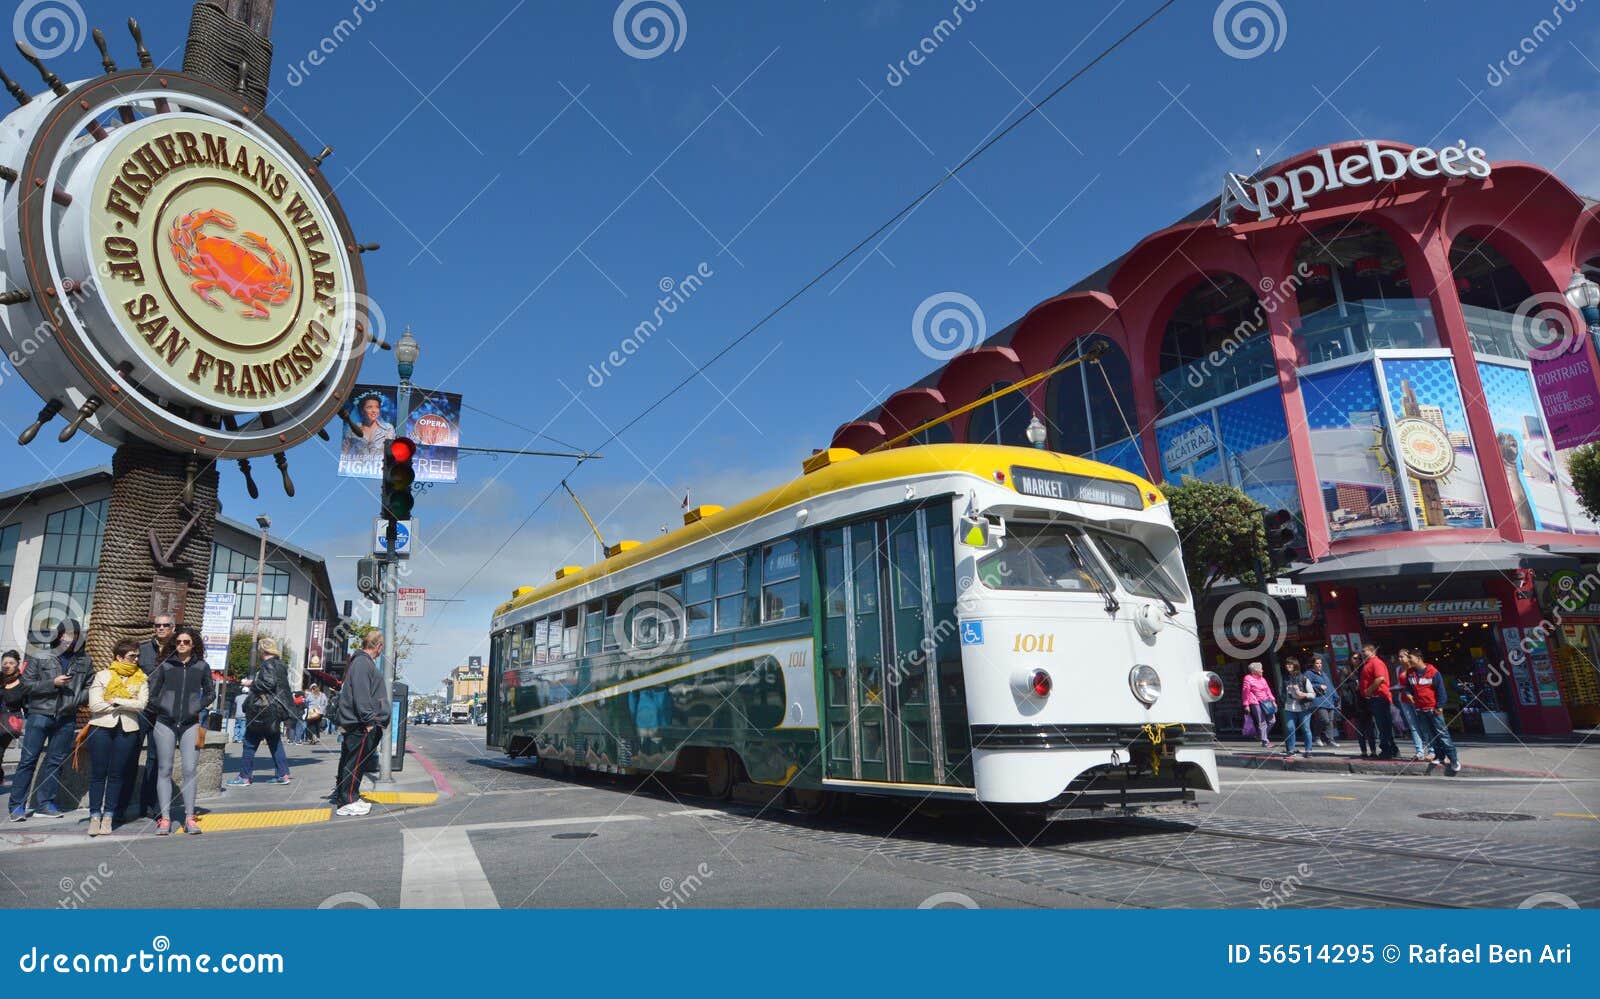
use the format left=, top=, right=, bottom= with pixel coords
left=562, top=608, right=580, bottom=658
left=761, top=538, right=804, bottom=622
left=890, top=530, right=921, bottom=610
left=715, top=553, right=750, bottom=632
left=533, top=617, right=549, bottom=664
left=518, top=624, right=534, bottom=665
left=684, top=563, right=713, bottom=637
left=583, top=602, right=604, bottom=654
left=658, top=575, right=684, bottom=648
left=603, top=594, right=624, bottom=650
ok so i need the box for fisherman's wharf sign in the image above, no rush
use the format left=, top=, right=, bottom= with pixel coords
left=0, top=72, right=368, bottom=458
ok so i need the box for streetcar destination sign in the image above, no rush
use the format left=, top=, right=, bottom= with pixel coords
left=1010, top=467, right=1142, bottom=510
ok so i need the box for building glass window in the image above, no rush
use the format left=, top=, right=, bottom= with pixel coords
left=1047, top=335, right=1135, bottom=456
left=0, top=523, right=20, bottom=615
left=35, top=500, right=108, bottom=626
left=714, top=553, right=749, bottom=632
left=761, top=539, right=803, bottom=622
left=208, top=542, right=290, bottom=620
left=966, top=382, right=1032, bottom=446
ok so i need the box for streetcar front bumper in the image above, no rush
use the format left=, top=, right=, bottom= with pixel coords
left=968, top=723, right=1220, bottom=805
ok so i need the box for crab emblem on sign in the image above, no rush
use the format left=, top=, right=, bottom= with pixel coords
left=168, top=209, right=295, bottom=319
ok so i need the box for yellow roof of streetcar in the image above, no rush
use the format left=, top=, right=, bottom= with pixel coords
left=493, top=443, right=1162, bottom=618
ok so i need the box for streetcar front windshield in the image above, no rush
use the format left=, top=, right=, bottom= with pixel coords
left=1083, top=527, right=1186, bottom=603
left=976, top=522, right=1108, bottom=593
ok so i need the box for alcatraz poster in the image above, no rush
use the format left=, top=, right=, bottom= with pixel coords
left=338, top=385, right=462, bottom=482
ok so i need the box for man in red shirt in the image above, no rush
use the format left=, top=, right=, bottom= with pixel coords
left=1357, top=643, right=1398, bottom=759
left=1406, top=656, right=1462, bottom=774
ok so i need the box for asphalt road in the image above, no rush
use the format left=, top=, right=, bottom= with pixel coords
left=2, top=724, right=1597, bottom=909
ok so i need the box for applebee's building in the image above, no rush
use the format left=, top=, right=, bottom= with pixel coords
left=834, top=140, right=1600, bottom=736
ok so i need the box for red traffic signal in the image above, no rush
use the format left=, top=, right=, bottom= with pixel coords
left=387, top=436, right=416, bottom=463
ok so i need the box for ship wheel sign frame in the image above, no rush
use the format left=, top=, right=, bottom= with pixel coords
left=0, top=26, right=372, bottom=477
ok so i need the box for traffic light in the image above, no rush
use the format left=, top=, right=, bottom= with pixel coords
left=1264, top=508, right=1304, bottom=569
left=381, top=436, right=417, bottom=524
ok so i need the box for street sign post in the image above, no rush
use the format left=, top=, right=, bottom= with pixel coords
left=398, top=587, right=426, bottom=618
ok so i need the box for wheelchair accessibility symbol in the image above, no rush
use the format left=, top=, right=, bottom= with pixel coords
left=960, top=621, right=984, bottom=646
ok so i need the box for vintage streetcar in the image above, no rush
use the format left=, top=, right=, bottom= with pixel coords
left=487, top=444, right=1222, bottom=817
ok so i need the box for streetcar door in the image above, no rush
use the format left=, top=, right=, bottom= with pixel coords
left=818, top=511, right=953, bottom=785
left=885, top=510, right=940, bottom=784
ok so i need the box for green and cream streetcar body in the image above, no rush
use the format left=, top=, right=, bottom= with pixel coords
left=489, top=444, right=1222, bottom=813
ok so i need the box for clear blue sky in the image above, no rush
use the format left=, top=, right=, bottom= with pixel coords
left=5, top=0, right=1598, bottom=692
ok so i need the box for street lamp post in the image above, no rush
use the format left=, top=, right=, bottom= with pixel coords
left=1025, top=416, right=1048, bottom=449
left=249, top=514, right=271, bottom=675
left=1564, top=269, right=1600, bottom=353
left=378, top=328, right=420, bottom=781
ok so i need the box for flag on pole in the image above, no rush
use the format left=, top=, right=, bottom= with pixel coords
left=681, top=490, right=690, bottom=512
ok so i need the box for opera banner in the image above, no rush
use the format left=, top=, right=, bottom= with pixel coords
left=1477, top=361, right=1599, bottom=534
left=1378, top=357, right=1487, bottom=530
left=338, top=383, right=396, bottom=479
left=1299, top=363, right=1408, bottom=540
left=337, top=385, right=462, bottom=482
left=405, top=388, right=463, bottom=484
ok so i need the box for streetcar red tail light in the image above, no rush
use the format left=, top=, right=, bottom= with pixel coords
left=1202, top=671, right=1224, bottom=702
left=1030, top=669, right=1052, bottom=697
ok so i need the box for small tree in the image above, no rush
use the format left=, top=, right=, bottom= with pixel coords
left=1166, top=479, right=1269, bottom=603
left=1569, top=442, right=1600, bottom=522
left=224, top=631, right=292, bottom=679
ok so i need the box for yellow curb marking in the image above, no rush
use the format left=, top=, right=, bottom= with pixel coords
left=363, top=791, right=439, bottom=805
left=195, top=808, right=332, bottom=831
left=1322, top=795, right=1357, bottom=801
left=1553, top=812, right=1599, bottom=820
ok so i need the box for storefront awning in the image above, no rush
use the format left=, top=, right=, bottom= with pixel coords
left=1294, top=541, right=1580, bottom=583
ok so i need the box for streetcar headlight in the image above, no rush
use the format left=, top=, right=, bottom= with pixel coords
left=1200, top=671, right=1224, bottom=703
left=1129, top=664, right=1161, bottom=705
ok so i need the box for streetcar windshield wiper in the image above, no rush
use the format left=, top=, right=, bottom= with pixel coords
left=1063, top=530, right=1117, bottom=616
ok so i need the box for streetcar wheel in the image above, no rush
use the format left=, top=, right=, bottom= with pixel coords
left=703, top=748, right=736, bottom=800
left=784, top=787, right=836, bottom=816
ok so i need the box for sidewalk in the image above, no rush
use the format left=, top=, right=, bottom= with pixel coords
left=1216, top=733, right=1599, bottom=779
left=1, top=731, right=447, bottom=842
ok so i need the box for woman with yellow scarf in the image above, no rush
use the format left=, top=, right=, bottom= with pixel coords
left=85, top=639, right=148, bottom=836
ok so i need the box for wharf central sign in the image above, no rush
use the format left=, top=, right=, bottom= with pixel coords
left=1217, top=142, right=1492, bottom=226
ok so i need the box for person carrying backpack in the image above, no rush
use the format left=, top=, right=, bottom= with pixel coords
left=229, top=637, right=296, bottom=786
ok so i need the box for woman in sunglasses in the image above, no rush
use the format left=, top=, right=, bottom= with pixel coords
left=145, top=627, right=215, bottom=835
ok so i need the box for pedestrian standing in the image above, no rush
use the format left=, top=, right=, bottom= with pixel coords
left=1393, top=649, right=1430, bottom=761
left=1357, top=643, right=1399, bottom=759
left=8, top=620, right=93, bottom=822
left=120, top=614, right=174, bottom=821
left=1280, top=657, right=1316, bottom=757
left=230, top=637, right=295, bottom=786
left=232, top=680, right=250, bottom=743
left=1342, top=665, right=1375, bottom=757
left=147, top=627, right=215, bottom=836
left=332, top=632, right=389, bottom=817
left=1406, top=654, right=1462, bottom=775
left=84, top=640, right=148, bottom=836
left=1239, top=661, right=1277, bottom=749
left=1306, top=654, right=1340, bottom=748
left=0, top=651, right=24, bottom=785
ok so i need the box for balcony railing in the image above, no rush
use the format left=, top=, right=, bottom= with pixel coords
left=1456, top=303, right=1540, bottom=361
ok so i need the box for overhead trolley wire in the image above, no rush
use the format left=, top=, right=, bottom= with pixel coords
left=433, top=0, right=1179, bottom=618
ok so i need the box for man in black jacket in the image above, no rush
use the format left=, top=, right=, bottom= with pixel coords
left=332, top=631, right=389, bottom=817
left=8, top=620, right=93, bottom=821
